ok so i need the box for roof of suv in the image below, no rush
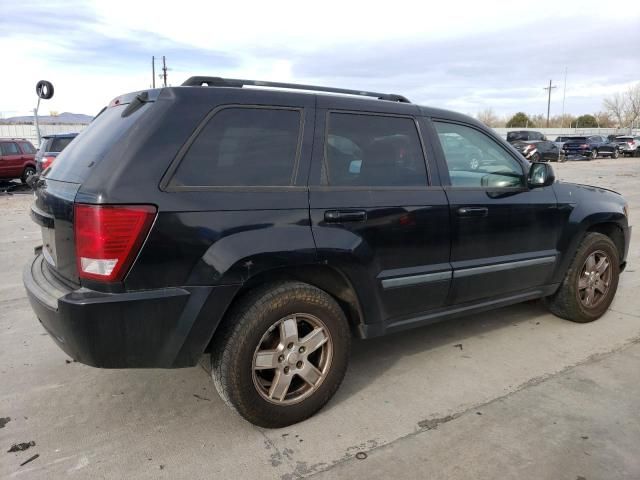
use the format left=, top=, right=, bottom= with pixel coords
left=175, top=75, right=486, bottom=129
left=42, top=133, right=78, bottom=139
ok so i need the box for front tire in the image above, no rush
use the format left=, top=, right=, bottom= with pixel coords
left=211, top=282, right=351, bottom=428
left=590, top=149, right=598, bottom=160
left=612, top=149, right=619, bottom=159
left=544, top=233, right=620, bottom=323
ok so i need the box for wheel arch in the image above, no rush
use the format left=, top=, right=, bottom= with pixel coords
left=206, top=264, right=367, bottom=355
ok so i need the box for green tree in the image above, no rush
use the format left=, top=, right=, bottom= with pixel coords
left=575, top=114, right=598, bottom=128
left=506, top=112, right=534, bottom=128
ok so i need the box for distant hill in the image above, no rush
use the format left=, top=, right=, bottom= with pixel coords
left=1, top=112, right=93, bottom=125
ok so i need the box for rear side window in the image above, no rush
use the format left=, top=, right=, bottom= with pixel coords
left=18, top=142, right=36, bottom=154
left=170, top=107, right=301, bottom=187
left=49, top=137, right=74, bottom=152
left=1, top=142, right=19, bottom=155
left=324, top=113, right=427, bottom=187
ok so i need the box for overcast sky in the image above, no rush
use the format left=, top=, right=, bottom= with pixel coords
left=1, top=0, right=639, bottom=119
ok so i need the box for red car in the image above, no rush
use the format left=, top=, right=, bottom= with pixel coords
left=0, top=138, right=37, bottom=183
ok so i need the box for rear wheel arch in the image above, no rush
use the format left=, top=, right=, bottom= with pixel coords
left=208, top=265, right=365, bottom=352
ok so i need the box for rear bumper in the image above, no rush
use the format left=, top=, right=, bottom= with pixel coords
left=23, top=254, right=238, bottom=368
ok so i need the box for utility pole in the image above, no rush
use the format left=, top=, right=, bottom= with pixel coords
left=152, top=56, right=156, bottom=88
left=162, top=56, right=168, bottom=87
left=544, top=79, right=557, bottom=128
left=560, top=67, right=567, bottom=129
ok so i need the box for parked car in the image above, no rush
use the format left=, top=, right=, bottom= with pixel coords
left=563, top=135, right=619, bottom=159
left=510, top=138, right=563, bottom=162
left=614, top=136, right=640, bottom=157
left=23, top=77, right=631, bottom=427
left=35, top=133, right=78, bottom=173
left=554, top=135, right=573, bottom=149
left=0, top=138, right=37, bottom=183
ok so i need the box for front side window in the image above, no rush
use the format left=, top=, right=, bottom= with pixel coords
left=170, top=107, right=301, bottom=187
left=324, top=113, right=427, bottom=187
left=434, top=121, right=524, bottom=188
left=1, top=142, right=19, bottom=155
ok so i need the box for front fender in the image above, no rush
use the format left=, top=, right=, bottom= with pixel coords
left=552, top=182, right=629, bottom=284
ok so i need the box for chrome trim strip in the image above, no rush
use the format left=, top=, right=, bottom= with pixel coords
left=381, top=270, right=452, bottom=289
left=454, top=256, right=556, bottom=278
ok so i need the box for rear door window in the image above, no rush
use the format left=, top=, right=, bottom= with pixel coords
left=169, top=107, right=302, bottom=188
left=323, top=112, right=427, bottom=187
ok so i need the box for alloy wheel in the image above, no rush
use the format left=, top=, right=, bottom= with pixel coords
left=252, top=313, right=333, bottom=405
left=577, top=250, right=612, bottom=308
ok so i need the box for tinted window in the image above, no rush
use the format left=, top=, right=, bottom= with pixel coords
left=49, top=137, right=74, bottom=152
left=324, top=113, right=427, bottom=187
left=1, top=142, right=19, bottom=155
left=48, top=103, right=150, bottom=184
left=507, top=132, right=528, bottom=141
left=434, top=122, right=524, bottom=188
left=18, top=142, right=36, bottom=154
left=568, top=137, right=587, bottom=142
left=171, top=108, right=301, bottom=187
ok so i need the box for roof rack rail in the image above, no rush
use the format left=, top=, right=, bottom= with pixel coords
left=182, top=76, right=411, bottom=103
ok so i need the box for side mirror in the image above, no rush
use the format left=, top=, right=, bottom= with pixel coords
left=528, top=162, right=555, bottom=188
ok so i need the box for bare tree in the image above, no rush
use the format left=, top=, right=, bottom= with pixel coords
left=603, top=92, right=627, bottom=127
left=603, top=83, right=640, bottom=129
left=627, top=83, right=640, bottom=128
left=476, top=108, right=502, bottom=127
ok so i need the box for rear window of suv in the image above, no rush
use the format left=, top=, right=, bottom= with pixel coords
left=49, top=137, right=74, bottom=152
left=169, top=107, right=302, bottom=188
left=47, top=103, right=149, bottom=184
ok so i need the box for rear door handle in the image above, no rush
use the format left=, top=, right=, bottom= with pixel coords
left=457, top=207, right=488, bottom=217
left=324, top=210, right=367, bottom=223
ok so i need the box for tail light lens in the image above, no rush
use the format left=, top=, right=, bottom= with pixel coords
left=628, top=141, right=634, bottom=145
left=74, top=204, right=156, bottom=282
left=580, top=144, right=589, bottom=148
left=41, top=156, right=55, bottom=171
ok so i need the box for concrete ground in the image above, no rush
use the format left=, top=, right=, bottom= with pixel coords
left=0, top=157, right=638, bottom=479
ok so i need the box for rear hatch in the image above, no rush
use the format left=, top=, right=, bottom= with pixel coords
left=563, top=137, right=588, bottom=150
left=31, top=92, right=156, bottom=284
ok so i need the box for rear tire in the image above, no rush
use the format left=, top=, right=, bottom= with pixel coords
left=21, top=166, right=36, bottom=184
left=544, top=233, right=620, bottom=323
left=211, top=281, right=351, bottom=428
left=612, top=149, right=619, bottom=159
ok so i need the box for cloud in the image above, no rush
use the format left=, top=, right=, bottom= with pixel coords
left=0, top=0, right=638, bottom=117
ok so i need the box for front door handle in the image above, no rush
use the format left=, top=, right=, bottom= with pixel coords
left=457, top=207, right=488, bottom=217
left=324, top=210, right=367, bottom=223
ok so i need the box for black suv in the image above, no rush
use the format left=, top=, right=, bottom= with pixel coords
left=24, top=77, right=631, bottom=427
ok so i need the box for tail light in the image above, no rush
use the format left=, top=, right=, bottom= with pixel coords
left=74, top=204, right=156, bottom=282
left=628, top=141, right=634, bottom=145
left=41, top=156, right=55, bottom=171
left=580, top=144, right=589, bottom=148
